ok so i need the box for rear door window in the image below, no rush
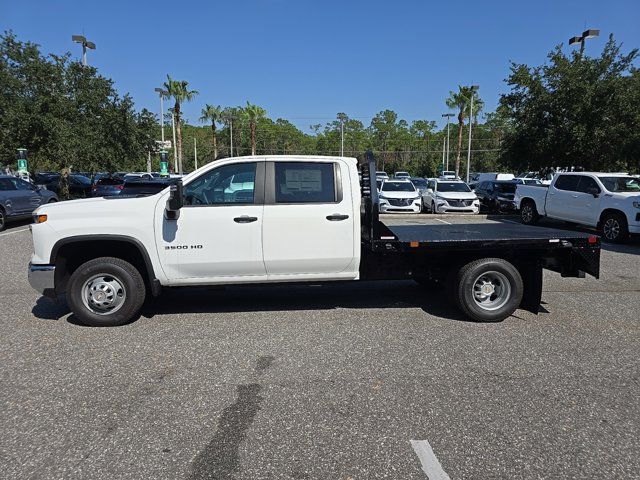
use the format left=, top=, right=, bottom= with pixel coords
left=554, top=175, right=580, bottom=191
left=0, top=178, right=16, bottom=191
left=274, top=162, right=337, bottom=203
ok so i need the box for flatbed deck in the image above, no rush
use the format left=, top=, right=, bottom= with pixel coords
left=384, top=222, right=594, bottom=246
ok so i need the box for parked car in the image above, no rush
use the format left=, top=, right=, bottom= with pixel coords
left=410, top=177, right=429, bottom=209
left=513, top=178, right=543, bottom=186
left=394, top=171, right=410, bottom=179
left=0, top=175, right=58, bottom=231
left=476, top=172, right=515, bottom=183
left=91, top=177, right=125, bottom=197
left=474, top=180, right=518, bottom=213
left=34, top=173, right=92, bottom=198
left=424, top=179, right=480, bottom=214
left=378, top=179, right=422, bottom=213
left=376, top=171, right=389, bottom=181
left=439, top=170, right=458, bottom=180
left=120, top=179, right=176, bottom=196
left=515, top=172, right=640, bottom=243
left=123, top=172, right=154, bottom=182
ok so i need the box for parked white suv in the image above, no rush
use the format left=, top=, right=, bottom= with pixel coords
left=378, top=180, right=422, bottom=213
left=515, top=172, right=640, bottom=242
left=424, top=179, right=480, bottom=214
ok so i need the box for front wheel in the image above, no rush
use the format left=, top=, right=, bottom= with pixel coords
left=67, top=257, right=146, bottom=327
left=0, top=207, right=6, bottom=232
left=454, top=258, right=523, bottom=322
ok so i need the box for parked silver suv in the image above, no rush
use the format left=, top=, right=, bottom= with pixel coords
left=0, top=175, right=58, bottom=231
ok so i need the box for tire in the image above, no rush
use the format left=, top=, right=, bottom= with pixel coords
left=67, top=256, right=146, bottom=327
left=600, top=212, right=628, bottom=244
left=454, top=258, right=523, bottom=322
left=430, top=201, right=436, bottom=214
left=520, top=200, right=539, bottom=225
left=0, top=207, right=6, bottom=232
left=48, top=198, right=58, bottom=203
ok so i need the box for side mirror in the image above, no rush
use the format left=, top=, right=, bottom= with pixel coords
left=165, top=180, right=184, bottom=220
left=588, top=187, right=600, bottom=198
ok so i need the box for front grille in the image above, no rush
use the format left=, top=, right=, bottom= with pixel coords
left=388, top=198, right=413, bottom=206
left=446, top=199, right=473, bottom=207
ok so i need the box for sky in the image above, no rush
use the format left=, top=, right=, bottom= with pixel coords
left=2, top=0, right=639, bottom=131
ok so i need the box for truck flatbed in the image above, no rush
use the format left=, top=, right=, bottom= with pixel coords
left=383, top=222, right=594, bottom=246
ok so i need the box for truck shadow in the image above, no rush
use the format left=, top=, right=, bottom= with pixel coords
left=141, top=281, right=472, bottom=323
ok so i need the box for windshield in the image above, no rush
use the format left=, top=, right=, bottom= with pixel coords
left=598, top=176, right=640, bottom=192
left=494, top=183, right=517, bottom=193
left=411, top=179, right=428, bottom=188
left=442, top=171, right=455, bottom=176
left=382, top=182, right=416, bottom=192
left=437, top=182, right=471, bottom=193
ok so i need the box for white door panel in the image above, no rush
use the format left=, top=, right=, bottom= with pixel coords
left=263, top=203, right=354, bottom=275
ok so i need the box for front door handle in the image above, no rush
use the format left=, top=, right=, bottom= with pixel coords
left=326, top=213, right=349, bottom=221
left=234, top=215, right=258, bottom=223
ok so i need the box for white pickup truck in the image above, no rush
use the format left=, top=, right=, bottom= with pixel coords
left=515, top=172, right=640, bottom=243
left=28, top=154, right=601, bottom=327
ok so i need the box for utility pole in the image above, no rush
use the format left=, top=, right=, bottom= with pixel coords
left=442, top=137, right=446, bottom=173
left=147, top=151, right=152, bottom=174
left=466, top=86, right=479, bottom=183
left=340, top=119, right=345, bottom=157
left=194, top=137, right=198, bottom=170
left=171, top=113, right=178, bottom=173
left=154, top=88, right=168, bottom=143
left=441, top=113, right=454, bottom=170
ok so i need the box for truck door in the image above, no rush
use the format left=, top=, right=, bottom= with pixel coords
left=573, top=176, right=602, bottom=226
left=156, top=160, right=267, bottom=281
left=546, top=174, right=580, bottom=221
left=262, top=160, right=356, bottom=278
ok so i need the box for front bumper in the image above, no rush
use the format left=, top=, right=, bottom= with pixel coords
left=379, top=201, right=421, bottom=213
left=28, top=263, right=56, bottom=298
left=434, top=203, right=480, bottom=214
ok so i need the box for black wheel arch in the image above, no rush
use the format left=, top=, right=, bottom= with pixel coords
left=51, top=235, right=161, bottom=297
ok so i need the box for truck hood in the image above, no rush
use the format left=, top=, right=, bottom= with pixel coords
left=436, top=192, right=477, bottom=201
left=380, top=191, right=420, bottom=199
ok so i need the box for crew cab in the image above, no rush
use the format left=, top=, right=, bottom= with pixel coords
left=515, top=172, right=640, bottom=243
left=28, top=154, right=600, bottom=327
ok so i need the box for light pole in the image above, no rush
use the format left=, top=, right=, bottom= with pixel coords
left=71, top=35, right=95, bottom=66
left=193, top=137, right=198, bottom=170
left=340, top=119, right=345, bottom=157
left=569, top=29, right=599, bottom=55
left=154, top=88, right=168, bottom=143
left=171, top=112, right=178, bottom=173
left=441, top=113, right=454, bottom=170
left=466, top=85, right=479, bottom=183
left=223, top=116, right=236, bottom=156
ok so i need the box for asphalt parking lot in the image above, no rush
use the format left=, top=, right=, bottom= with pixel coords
left=1, top=215, right=639, bottom=479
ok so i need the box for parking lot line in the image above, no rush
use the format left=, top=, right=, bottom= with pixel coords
left=0, top=227, right=29, bottom=237
left=435, top=219, right=451, bottom=225
left=410, top=439, right=451, bottom=479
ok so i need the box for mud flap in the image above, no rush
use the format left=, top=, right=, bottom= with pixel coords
left=520, top=263, right=543, bottom=314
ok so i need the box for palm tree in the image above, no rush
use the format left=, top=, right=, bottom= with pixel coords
left=199, top=104, right=222, bottom=160
left=162, top=75, right=198, bottom=172
left=244, top=102, right=267, bottom=155
left=446, top=86, right=484, bottom=177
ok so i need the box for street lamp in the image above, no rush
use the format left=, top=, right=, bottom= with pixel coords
left=71, top=35, right=96, bottom=66
left=569, top=29, right=599, bottom=54
left=466, top=85, right=479, bottom=183
left=223, top=115, right=237, bottom=156
left=441, top=113, right=454, bottom=170
left=154, top=88, right=168, bottom=143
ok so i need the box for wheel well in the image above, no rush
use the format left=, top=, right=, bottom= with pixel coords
left=598, top=208, right=627, bottom=226
left=53, top=239, right=157, bottom=295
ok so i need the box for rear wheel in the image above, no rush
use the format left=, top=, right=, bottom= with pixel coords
left=454, top=258, right=523, bottom=322
left=67, top=256, right=146, bottom=327
left=520, top=200, right=539, bottom=225
left=600, top=212, right=628, bottom=243
left=0, top=207, right=6, bottom=231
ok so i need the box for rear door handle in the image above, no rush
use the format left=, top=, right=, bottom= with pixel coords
left=326, top=214, right=349, bottom=221
left=234, top=215, right=258, bottom=223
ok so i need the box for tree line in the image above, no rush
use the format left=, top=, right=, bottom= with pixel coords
left=1, top=31, right=638, bottom=179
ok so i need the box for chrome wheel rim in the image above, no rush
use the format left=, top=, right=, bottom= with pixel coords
left=81, top=274, right=126, bottom=315
left=603, top=218, right=619, bottom=240
left=472, top=271, right=511, bottom=311
left=522, top=205, right=533, bottom=223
